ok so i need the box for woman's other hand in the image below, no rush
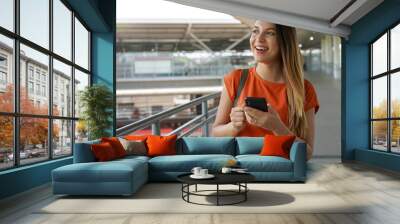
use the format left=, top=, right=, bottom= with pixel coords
left=244, top=104, right=284, bottom=131
left=230, top=106, right=246, bottom=132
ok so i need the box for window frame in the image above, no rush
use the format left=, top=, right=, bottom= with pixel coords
left=370, top=20, right=400, bottom=154
left=0, top=0, right=92, bottom=171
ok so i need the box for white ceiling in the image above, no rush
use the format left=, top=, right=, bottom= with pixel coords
left=226, top=0, right=351, bottom=23
left=166, top=0, right=384, bottom=38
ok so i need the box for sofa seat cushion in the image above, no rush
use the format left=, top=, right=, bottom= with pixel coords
left=236, top=155, right=293, bottom=172
left=149, top=154, right=235, bottom=172
left=116, top=155, right=150, bottom=162
left=52, top=159, right=147, bottom=183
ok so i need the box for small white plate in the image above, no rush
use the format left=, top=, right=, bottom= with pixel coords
left=190, top=174, right=215, bottom=179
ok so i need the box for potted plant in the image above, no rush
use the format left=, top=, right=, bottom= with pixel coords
left=79, top=84, right=113, bottom=140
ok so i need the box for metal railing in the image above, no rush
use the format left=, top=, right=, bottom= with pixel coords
left=116, top=92, right=221, bottom=138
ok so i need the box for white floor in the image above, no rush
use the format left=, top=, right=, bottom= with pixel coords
left=1, top=159, right=400, bottom=224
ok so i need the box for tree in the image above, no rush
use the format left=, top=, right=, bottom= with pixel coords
left=0, top=84, right=59, bottom=151
left=392, top=99, right=400, bottom=143
left=76, top=119, right=87, bottom=141
left=0, top=85, right=14, bottom=149
left=79, top=84, right=113, bottom=140
left=372, top=100, right=387, bottom=139
left=372, top=99, right=400, bottom=143
left=0, top=116, right=12, bottom=149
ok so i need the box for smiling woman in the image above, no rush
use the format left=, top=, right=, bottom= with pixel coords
left=211, top=21, right=319, bottom=160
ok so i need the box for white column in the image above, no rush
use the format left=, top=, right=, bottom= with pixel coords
left=332, top=36, right=342, bottom=79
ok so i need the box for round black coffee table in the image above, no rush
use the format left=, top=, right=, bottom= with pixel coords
left=177, top=173, right=255, bottom=206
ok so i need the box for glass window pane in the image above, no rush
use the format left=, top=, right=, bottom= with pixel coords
left=74, top=69, right=89, bottom=118
left=0, top=116, right=14, bottom=170
left=372, top=33, right=387, bottom=76
left=392, top=120, right=400, bottom=153
left=372, top=121, right=388, bottom=151
left=391, top=72, right=400, bottom=118
left=20, top=0, right=49, bottom=49
left=53, top=59, right=72, bottom=117
left=53, top=0, right=72, bottom=60
left=75, top=120, right=88, bottom=143
left=391, top=24, right=400, bottom=70
left=74, top=18, right=89, bottom=70
left=0, top=0, right=14, bottom=31
left=372, top=76, right=387, bottom=119
left=53, top=119, right=72, bottom=157
left=20, top=117, right=49, bottom=165
left=20, top=44, right=49, bottom=115
left=0, top=35, right=14, bottom=112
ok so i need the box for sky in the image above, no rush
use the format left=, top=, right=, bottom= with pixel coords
left=372, top=31, right=400, bottom=108
left=117, top=0, right=239, bottom=24
left=0, top=0, right=89, bottom=70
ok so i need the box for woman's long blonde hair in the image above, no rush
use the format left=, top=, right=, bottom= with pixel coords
left=275, top=25, right=307, bottom=139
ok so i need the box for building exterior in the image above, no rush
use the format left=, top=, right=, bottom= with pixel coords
left=0, top=41, right=75, bottom=157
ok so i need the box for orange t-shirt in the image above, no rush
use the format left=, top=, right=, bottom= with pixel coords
left=224, top=67, right=319, bottom=137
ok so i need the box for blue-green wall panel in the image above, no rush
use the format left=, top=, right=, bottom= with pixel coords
left=65, top=0, right=110, bottom=32
left=92, top=33, right=114, bottom=87
left=342, top=44, right=369, bottom=160
left=343, top=0, right=400, bottom=172
left=92, top=32, right=115, bottom=136
left=0, top=158, right=72, bottom=199
left=355, top=149, right=400, bottom=172
left=91, top=0, right=116, bottom=135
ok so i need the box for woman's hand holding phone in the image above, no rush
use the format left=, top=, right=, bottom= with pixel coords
left=244, top=103, right=284, bottom=132
left=230, top=106, right=246, bottom=132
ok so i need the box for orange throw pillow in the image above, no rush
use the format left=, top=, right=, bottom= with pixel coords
left=91, top=142, right=117, bottom=161
left=101, top=137, right=126, bottom=158
left=146, top=135, right=177, bottom=157
left=260, top=134, right=296, bottom=159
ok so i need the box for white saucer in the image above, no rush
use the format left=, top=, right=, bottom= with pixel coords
left=190, top=174, right=215, bottom=179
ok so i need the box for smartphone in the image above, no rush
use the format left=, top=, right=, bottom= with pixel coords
left=245, top=97, right=268, bottom=112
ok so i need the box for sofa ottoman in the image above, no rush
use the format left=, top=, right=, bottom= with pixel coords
left=52, top=155, right=149, bottom=195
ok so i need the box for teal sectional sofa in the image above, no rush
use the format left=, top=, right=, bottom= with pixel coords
left=52, top=137, right=307, bottom=196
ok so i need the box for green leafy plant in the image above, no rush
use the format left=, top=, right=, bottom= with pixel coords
left=79, top=84, right=113, bottom=140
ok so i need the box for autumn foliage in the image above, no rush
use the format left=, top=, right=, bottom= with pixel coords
left=0, top=85, right=59, bottom=150
left=372, top=99, right=400, bottom=142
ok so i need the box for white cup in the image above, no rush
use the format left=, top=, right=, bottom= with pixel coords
left=191, top=167, right=202, bottom=176
left=221, top=167, right=232, bottom=174
left=200, top=169, right=208, bottom=176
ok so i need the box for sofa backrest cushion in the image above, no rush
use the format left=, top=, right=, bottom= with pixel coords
left=73, top=140, right=100, bottom=163
left=101, top=137, right=127, bottom=158
left=236, top=137, right=264, bottom=155
left=91, top=142, right=118, bottom=161
left=178, top=137, right=235, bottom=155
left=147, top=134, right=177, bottom=157
left=260, top=134, right=296, bottom=159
